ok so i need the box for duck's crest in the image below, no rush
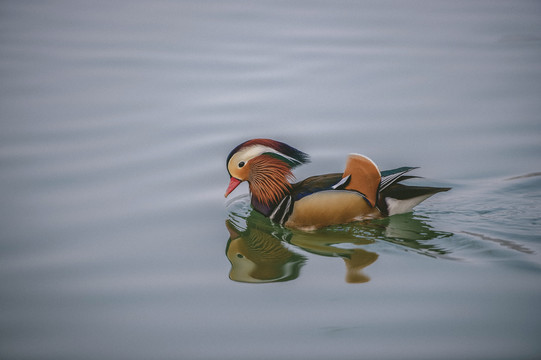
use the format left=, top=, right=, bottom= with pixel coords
left=227, top=138, right=310, bottom=169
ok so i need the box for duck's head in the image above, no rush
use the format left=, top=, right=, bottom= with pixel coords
left=225, top=139, right=310, bottom=205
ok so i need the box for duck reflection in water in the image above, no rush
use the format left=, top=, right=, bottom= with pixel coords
left=225, top=220, right=307, bottom=283
left=226, top=218, right=379, bottom=284
left=225, top=199, right=453, bottom=284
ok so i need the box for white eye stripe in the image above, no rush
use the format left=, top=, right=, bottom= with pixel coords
left=228, top=144, right=298, bottom=170
left=237, top=145, right=299, bottom=165
left=240, top=145, right=270, bottom=160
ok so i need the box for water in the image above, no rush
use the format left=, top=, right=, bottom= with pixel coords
left=1, top=1, right=541, bottom=359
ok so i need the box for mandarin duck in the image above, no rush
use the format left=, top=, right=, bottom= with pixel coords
left=225, top=139, right=450, bottom=230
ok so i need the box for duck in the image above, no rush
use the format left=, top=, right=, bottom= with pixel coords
left=225, top=138, right=450, bottom=230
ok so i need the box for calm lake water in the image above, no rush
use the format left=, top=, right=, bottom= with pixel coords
left=1, top=1, right=541, bottom=359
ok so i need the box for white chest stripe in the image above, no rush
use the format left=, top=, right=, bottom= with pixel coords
left=270, top=195, right=293, bottom=224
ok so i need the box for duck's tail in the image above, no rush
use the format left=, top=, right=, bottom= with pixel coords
left=337, top=156, right=450, bottom=216
left=377, top=167, right=450, bottom=216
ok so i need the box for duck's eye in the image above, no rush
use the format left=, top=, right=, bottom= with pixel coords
left=238, top=161, right=245, bottom=168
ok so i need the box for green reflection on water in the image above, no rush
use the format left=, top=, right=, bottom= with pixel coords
left=225, top=199, right=454, bottom=284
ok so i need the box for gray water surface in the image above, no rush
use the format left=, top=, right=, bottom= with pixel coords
left=1, top=1, right=541, bottom=359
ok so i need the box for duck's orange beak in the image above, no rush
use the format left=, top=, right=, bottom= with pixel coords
left=225, top=177, right=242, bottom=197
